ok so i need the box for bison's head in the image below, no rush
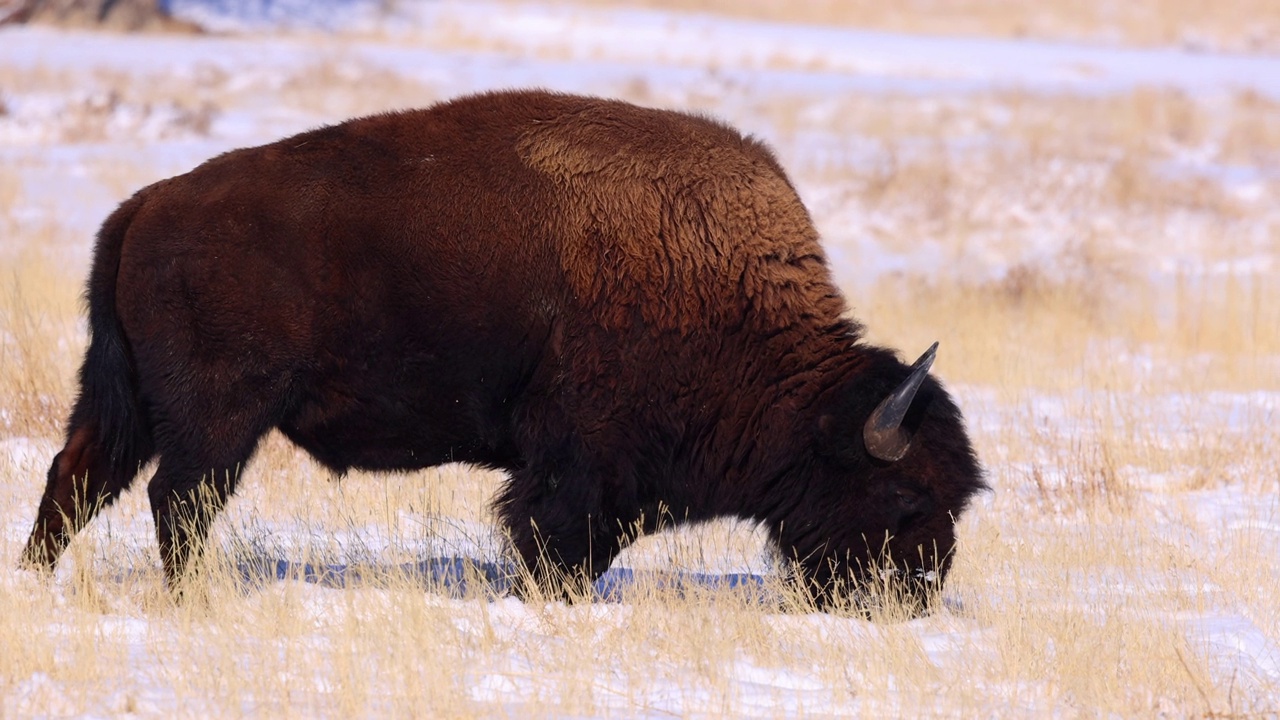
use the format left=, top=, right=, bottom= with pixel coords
left=784, top=342, right=986, bottom=615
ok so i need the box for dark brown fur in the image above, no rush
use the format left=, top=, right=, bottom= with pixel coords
left=22, top=90, right=984, bottom=609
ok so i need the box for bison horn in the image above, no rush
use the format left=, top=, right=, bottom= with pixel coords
left=863, top=342, right=938, bottom=462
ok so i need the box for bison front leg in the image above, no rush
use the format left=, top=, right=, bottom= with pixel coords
left=496, top=466, right=636, bottom=601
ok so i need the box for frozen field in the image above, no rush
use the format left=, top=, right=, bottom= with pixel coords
left=1, top=1, right=1278, bottom=716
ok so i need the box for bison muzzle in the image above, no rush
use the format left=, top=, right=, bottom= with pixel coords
left=22, top=89, right=985, bottom=610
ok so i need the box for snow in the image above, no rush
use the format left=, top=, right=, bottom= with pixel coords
left=4, top=438, right=1278, bottom=715
left=1186, top=614, right=1280, bottom=687
left=406, top=2, right=1280, bottom=97
left=2, top=1, right=1279, bottom=716
left=168, top=0, right=1280, bottom=99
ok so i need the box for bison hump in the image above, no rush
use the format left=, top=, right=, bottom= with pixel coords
left=515, top=99, right=842, bottom=333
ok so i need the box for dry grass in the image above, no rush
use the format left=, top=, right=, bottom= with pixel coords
left=0, top=245, right=81, bottom=437
left=2, top=449, right=1270, bottom=715
left=2, top=17, right=1279, bottom=718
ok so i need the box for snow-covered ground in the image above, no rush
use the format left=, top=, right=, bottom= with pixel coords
left=2, top=2, right=1278, bottom=716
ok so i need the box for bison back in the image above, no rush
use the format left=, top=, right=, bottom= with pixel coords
left=111, top=90, right=844, bottom=475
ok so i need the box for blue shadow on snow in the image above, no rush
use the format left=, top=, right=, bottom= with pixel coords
left=234, top=556, right=772, bottom=603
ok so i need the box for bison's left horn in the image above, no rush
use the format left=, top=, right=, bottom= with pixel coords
left=863, top=342, right=938, bottom=462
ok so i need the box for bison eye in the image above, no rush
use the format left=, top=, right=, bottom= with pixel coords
left=892, top=485, right=933, bottom=530
left=895, top=487, right=923, bottom=510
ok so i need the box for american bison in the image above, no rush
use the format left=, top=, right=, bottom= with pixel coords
left=22, top=89, right=984, bottom=609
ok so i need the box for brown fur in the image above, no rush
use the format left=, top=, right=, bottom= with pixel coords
left=22, top=90, right=984, bottom=610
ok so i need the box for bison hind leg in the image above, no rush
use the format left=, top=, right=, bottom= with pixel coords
left=22, top=418, right=154, bottom=572
left=146, top=442, right=267, bottom=594
left=144, top=398, right=283, bottom=594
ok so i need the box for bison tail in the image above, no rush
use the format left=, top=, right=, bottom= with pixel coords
left=74, top=192, right=155, bottom=474
left=23, top=194, right=156, bottom=570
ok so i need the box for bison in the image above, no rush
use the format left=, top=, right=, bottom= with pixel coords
left=22, top=89, right=984, bottom=610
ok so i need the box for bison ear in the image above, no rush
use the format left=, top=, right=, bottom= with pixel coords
left=863, top=342, right=937, bottom=462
